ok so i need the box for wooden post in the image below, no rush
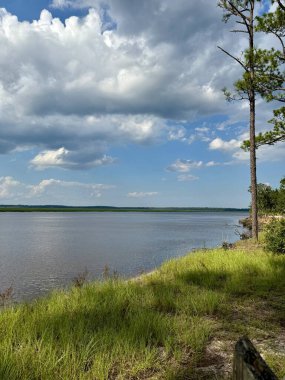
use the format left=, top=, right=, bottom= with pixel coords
left=233, top=337, right=278, bottom=380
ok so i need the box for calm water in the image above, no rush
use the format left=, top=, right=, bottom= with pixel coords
left=0, top=212, right=247, bottom=301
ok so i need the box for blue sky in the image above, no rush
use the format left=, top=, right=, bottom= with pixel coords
left=0, top=0, right=284, bottom=207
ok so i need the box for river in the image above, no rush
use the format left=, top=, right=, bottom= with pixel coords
left=0, top=211, right=247, bottom=301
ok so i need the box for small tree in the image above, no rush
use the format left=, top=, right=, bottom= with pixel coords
left=264, top=219, right=285, bottom=253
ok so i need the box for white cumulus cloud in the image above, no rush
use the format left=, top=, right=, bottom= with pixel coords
left=167, top=159, right=203, bottom=173
left=209, top=138, right=241, bottom=152
left=0, top=1, right=280, bottom=174
left=0, top=177, right=21, bottom=199
left=30, top=147, right=116, bottom=170
left=0, top=2, right=249, bottom=169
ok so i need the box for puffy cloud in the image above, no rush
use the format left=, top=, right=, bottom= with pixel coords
left=0, top=7, right=170, bottom=167
left=167, top=159, right=203, bottom=173
left=0, top=176, right=21, bottom=199
left=209, top=137, right=241, bottom=152
left=0, top=1, right=279, bottom=173
left=31, top=147, right=69, bottom=169
left=0, top=2, right=247, bottom=169
left=118, top=118, right=163, bottom=143
left=127, top=191, right=158, bottom=198
left=30, top=147, right=116, bottom=170
left=0, top=6, right=223, bottom=123
left=209, top=135, right=285, bottom=163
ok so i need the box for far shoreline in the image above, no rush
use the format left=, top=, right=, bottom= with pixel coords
left=0, top=206, right=249, bottom=213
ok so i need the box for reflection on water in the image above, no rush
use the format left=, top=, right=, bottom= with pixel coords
left=0, top=212, right=247, bottom=301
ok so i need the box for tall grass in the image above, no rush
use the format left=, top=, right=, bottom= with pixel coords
left=0, top=245, right=285, bottom=379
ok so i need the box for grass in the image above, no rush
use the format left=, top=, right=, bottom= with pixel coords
left=0, top=240, right=285, bottom=379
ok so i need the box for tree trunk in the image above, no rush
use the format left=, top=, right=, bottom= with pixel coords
left=249, top=1, right=259, bottom=240
left=249, top=96, right=258, bottom=240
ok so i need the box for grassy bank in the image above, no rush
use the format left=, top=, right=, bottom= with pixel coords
left=0, top=241, right=285, bottom=379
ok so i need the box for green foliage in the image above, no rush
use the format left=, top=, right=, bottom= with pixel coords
left=257, top=183, right=278, bottom=213
left=249, top=177, right=285, bottom=214
left=234, top=47, right=283, bottom=99
left=218, top=1, right=256, bottom=23
left=221, top=46, right=282, bottom=103
left=242, top=106, right=285, bottom=150
left=219, top=1, right=283, bottom=103
left=264, top=219, right=285, bottom=253
left=255, top=2, right=285, bottom=103
left=256, top=4, right=285, bottom=35
left=242, top=1, right=285, bottom=150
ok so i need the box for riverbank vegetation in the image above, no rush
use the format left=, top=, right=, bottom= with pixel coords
left=0, top=238, right=285, bottom=379
left=255, top=177, right=285, bottom=215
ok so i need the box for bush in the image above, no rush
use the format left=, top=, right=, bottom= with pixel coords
left=222, top=241, right=234, bottom=250
left=264, top=219, right=285, bottom=254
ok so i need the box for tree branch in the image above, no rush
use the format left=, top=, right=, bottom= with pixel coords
left=277, top=0, right=285, bottom=12
left=266, top=26, right=285, bottom=57
left=236, top=20, right=247, bottom=25
left=228, top=1, right=250, bottom=21
left=230, top=29, right=248, bottom=33
left=260, top=135, right=285, bottom=145
left=217, top=46, right=249, bottom=71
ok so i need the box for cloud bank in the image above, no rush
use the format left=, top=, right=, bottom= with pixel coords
left=0, top=176, right=115, bottom=204
left=0, top=1, right=246, bottom=170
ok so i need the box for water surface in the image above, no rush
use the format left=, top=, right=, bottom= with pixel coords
left=0, top=211, right=247, bottom=301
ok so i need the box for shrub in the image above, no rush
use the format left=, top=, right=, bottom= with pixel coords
left=73, top=269, right=88, bottom=288
left=0, top=286, right=13, bottom=307
left=222, top=241, right=234, bottom=250
left=264, top=219, right=285, bottom=254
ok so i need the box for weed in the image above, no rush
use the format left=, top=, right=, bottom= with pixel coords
left=73, top=269, right=88, bottom=288
left=0, top=286, right=13, bottom=307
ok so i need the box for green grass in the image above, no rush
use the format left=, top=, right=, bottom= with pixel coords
left=0, top=241, right=285, bottom=379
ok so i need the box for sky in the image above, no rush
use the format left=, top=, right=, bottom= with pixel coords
left=0, top=0, right=284, bottom=207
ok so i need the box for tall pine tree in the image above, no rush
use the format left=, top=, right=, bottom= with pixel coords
left=218, top=0, right=260, bottom=239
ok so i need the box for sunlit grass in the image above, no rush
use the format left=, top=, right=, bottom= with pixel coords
left=0, top=242, right=285, bottom=379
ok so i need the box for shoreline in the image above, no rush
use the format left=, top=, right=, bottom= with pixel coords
left=7, top=237, right=245, bottom=304
left=1, top=236, right=284, bottom=379
left=0, top=206, right=249, bottom=213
